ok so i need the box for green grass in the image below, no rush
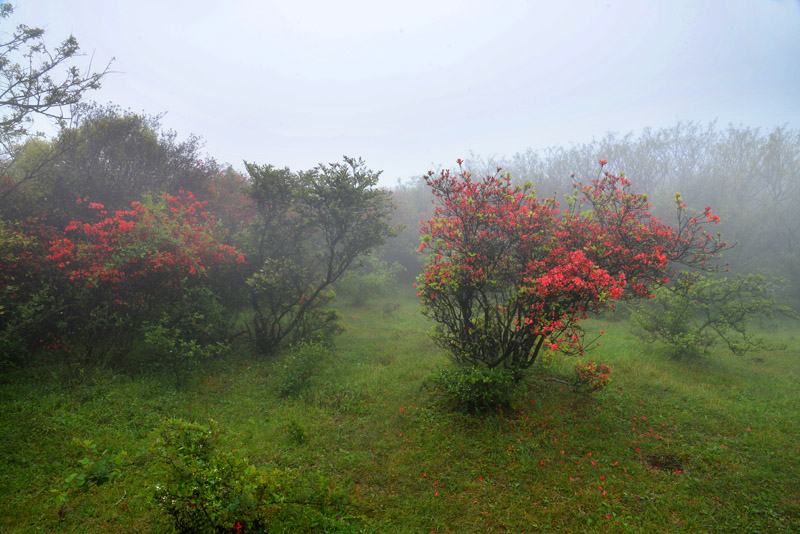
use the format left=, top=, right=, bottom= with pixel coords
left=1, top=289, right=798, bottom=532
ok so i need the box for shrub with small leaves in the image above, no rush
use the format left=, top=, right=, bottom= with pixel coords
left=431, top=365, right=518, bottom=413
left=143, top=320, right=229, bottom=387
left=53, top=438, right=127, bottom=521
left=633, top=272, right=796, bottom=360
left=150, top=419, right=265, bottom=533
left=149, top=418, right=354, bottom=533
left=279, top=341, right=328, bottom=398
left=286, top=420, right=309, bottom=446
left=572, top=361, right=611, bottom=394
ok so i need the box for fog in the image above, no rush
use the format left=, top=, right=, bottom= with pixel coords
left=11, top=0, right=800, bottom=185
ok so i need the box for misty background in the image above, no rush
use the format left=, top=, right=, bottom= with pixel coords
left=11, top=0, right=800, bottom=184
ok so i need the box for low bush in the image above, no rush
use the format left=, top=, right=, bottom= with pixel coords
left=430, top=365, right=518, bottom=413
left=143, top=321, right=229, bottom=387
left=53, top=438, right=127, bottom=521
left=149, top=418, right=353, bottom=533
left=279, top=341, right=328, bottom=398
left=633, top=273, right=796, bottom=360
left=571, top=360, right=611, bottom=394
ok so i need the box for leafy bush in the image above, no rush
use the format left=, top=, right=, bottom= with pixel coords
left=571, top=361, right=611, bottom=394
left=430, top=365, right=518, bottom=413
left=285, top=420, right=309, bottom=446
left=245, top=157, right=397, bottom=354
left=143, top=321, right=229, bottom=387
left=53, top=438, right=127, bottom=521
left=150, top=419, right=265, bottom=533
left=634, top=273, right=796, bottom=360
left=279, top=341, right=328, bottom=398
left=149, top=418, right=353, bottom=533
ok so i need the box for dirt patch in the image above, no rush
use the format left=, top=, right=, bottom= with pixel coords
left=644, top=454, right=683, bottom=472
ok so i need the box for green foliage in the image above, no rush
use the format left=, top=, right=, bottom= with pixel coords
left=52, top=438, right=126, bottom=521
left=0, top=4, right=109, bottom=158
left=4, top=104, right=217, bottom=224
left=634, top=273, right=796, bottom=359
left=336, top=254, right=405, bottom=305
left=143, top=321, right=229, bottom=387
left=430, top=364, right=519, bottom=413
left=0, top=219, right=62, bottom=365
left=0, top=3, right=110, bottom=220
left=571, top=360, right=612, bottom=394
left=285, top=420, right=309, bottom=446
left=150, top=418, right=264, bottom=533
left=149, top=418, right=351, bottom=534
left=279, top=341, right=328, bottom=398
left=160, top=285, right=234, bottom=347
left=245, top=156, right=398, bottom=354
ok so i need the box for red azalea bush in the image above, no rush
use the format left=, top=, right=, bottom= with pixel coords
left=417, top=160, right=727, bottom=377
left=48, top=191, right=244, bottom=291
left=1, top=191, right=246, bottom=366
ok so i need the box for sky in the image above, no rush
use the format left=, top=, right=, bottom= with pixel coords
left=7, top=0, right=800, bottom=186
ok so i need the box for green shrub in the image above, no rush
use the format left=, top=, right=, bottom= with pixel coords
left=286, top=420, right=309, bottom=446
left=53, top=438, right=127, bottom=521
left=279, top=341, right=328, bottom=398
left=149, top=418, right=353, bottom=533
left=143, top=321, right=229, bottom=387
left=150, top=419, right=265, bottom=533
left=430, top=365, right=518, bottom=413
left=634, top=273, right=796, bottom=360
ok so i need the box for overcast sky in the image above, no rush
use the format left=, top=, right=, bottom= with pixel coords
left=9, top=0, right=800, bottom=186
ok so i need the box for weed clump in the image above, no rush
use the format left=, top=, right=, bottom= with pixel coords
left=279, top=341, right=328, bottom=398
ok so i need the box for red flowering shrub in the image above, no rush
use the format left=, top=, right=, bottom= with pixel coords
left=0, top=218, right=63, bottom=359
left=572, top=361, right=611, bottom=394
left=1, top=191, right=246, bottom=365
left=417, top=160, right=727, bottom=376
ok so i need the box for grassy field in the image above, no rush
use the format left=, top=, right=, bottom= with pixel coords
left=1, top=288, right=798, bottom=532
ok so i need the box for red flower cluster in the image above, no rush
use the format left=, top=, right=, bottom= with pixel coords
left=45, top=191, right=245, bottom=301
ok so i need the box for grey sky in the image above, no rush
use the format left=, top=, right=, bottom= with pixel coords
left=9, top=0, right=800, bottom=186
